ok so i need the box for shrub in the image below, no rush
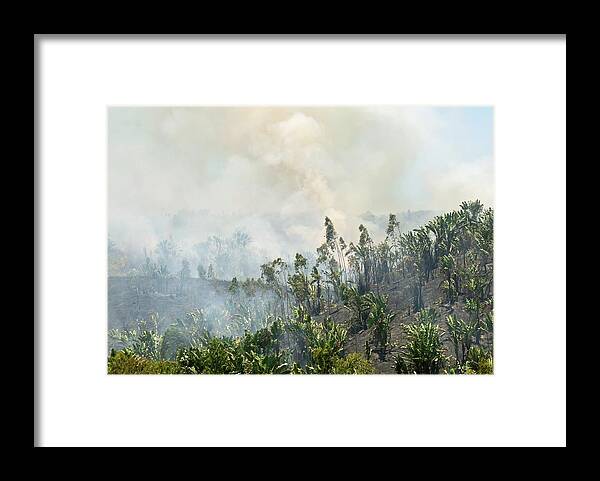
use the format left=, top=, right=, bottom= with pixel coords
left=286, top=310, right=348, bottom=373
left=176, top=337, right=240, bottom=374
left=108, top=350, right=182, bottom=374
left=240, top=350, right=291, bottom=374
left=332, top=353, right=374, bottom=374
left=176, top=320, right=293, bottom=374
left=465, top=346, right=493, bottom=374
left=302, top=318, right=348, bottom=373
left=108, top=314, right=165, bottom=361
left=446, top=315, right=477, bottom=365
left=395, top=322, right=446, bottom=374
left=415, top=307, right=439, bottom=324
left=112, top=310, right=356, bottom=375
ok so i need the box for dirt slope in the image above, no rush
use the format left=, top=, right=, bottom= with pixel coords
left=318, top=274, right=491, bottom=374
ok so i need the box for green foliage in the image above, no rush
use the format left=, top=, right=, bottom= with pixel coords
left=173, top=312, right=348, bottom=374
left=415, top=307, right=439, bottom=324
left=347, top=224, right=374, bottom=293
left=364, top=293, right=394, bottom=360
left=108, top=350, right=183, bottom=374
left=342, top=285, right=370, bottom=333
left=332, top=353, right=374, bottom=374
left=395, top=322, right=446, bottom=374
left=260, top=257, right=290, bottom=316
left=288, top=315, right=348, bottom=373
left=108, top=314, right=164, bottom=361
left=177, top=337, right=238, bottom=374
left=176, top=317, right=290, bottom=374
left=439, top=254, right=458, bottom=304
left=288, top=254, right=322, bottom=316
left=163, top=309, right=211, bottom=359
left=108, top=310, right=217, bottom=362
left=465, top=346, right=493, bottom=374
left=305, top=319, right=347, bottom=373
left=176, top=337, right=291, bottom=374
left=160, top=324, right=189, bottom=361
left=229, top=276, right=239, bottom=293
left=481, top=311, right=494, bottom=351
left=446, top=314, right=476, bottom=366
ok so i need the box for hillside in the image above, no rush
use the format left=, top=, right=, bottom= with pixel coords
left=317, top=272, right=492, bottom=374
left=108, top=200, right=493, bottom=375
left=108, top=276, right=230, bottom=332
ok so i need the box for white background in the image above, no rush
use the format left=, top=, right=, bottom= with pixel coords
left=37, top=36, right=566, bottom=447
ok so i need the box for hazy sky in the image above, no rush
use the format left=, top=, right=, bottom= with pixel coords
left=108, top=106, right=493, bottom=256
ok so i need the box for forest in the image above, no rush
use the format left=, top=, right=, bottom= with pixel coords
left=108, top=199, right=493, bottom=375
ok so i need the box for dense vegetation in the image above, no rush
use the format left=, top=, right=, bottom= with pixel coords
left=108, top=200, right=493, bottom=374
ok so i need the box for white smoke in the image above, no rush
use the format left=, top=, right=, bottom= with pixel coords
left=108, top=106, right=493, bottom=272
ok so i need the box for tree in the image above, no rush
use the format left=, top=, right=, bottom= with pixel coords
left=342, top=285, right=369, bottom=333
left=260, top=258, right=290, bottom=317
left=446, top=315, right=476, bottom=366
left=364, top=293, right=395, bottom=360
left=439, top=254, right=458, bottom=304
left=288, top=253, right=315, bottom=314
left=108, top=238, right=129, bottom=276
left=155, top=238, right=180, bottom=272
left=179, top=259, right=191, bottom=279
left=322, top=217, right=349, bottom=293
left=348, top=224, right=374, bottom=294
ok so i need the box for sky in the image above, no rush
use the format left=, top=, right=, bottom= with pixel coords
left=108, top=106, right=493, bottom=259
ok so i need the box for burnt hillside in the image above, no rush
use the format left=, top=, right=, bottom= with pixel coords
left=318, top=272, right=493, bottom=374
left=108, top=276, right=230, bottom=332
left=108, top=200, right=493, bottom=375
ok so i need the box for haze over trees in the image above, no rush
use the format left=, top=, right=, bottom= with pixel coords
left=108, top=200, right=494, bottom=374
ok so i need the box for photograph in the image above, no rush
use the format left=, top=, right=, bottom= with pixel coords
left=36, top=35, right=565, bottom=447
left=107, top=106, right=494, bottom=375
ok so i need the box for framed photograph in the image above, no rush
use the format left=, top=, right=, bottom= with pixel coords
left=35, top=34, right=566, bottom=447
